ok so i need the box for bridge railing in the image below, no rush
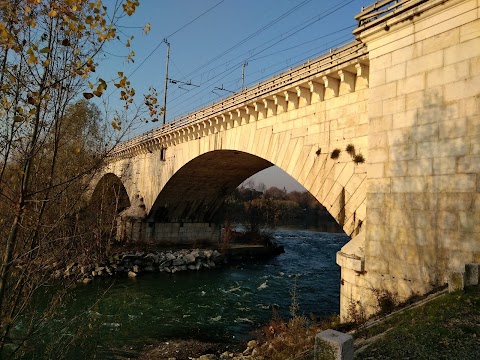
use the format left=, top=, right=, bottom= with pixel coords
left=112, top=40, right=367, bottom=156
left=354, top=0, right=430, bottom=32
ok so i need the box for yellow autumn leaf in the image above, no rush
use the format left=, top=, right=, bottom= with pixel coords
left=27, top=54, right=38, bottom=65
left=144, top=23, right=151, bottom=34
left=48, top=9, right=57, bottom=17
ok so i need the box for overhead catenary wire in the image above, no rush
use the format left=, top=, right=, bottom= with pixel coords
left=165, top=0, right=356, bottom=120
left=176, top=0, right=313, bottom=82
left=167, top=33, right=354, bottom=120
left=103, top=0, right=226, bottom=101
left=171, top=0, right=354, bottom=89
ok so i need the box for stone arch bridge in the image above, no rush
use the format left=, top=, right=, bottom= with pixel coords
left=90, top=0, right=480, bottom=319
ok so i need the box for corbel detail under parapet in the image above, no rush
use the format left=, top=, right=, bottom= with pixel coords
left=284, top=90, right=299, bottom=110
left=220, top=114, right=228, bottom=131
left=273, top=94, right=287, bottom=114
left=338, top=69, right=356, bottom=94
left=263, top=98, right=276, bottom=117
left=355, top=62, right=369, bottom=87
left=245, top=105, right=257, bottom=122
left=322, top=75, right=340, bottom=99
left=296, top=85, right=311, bottom=106
left=254, top=101, right=267, bottom=119
left=309, top=80, right=325, bottom=103
left=229, top=111, right=241, bottom=127
left=236, top=108, right=248, bottom=125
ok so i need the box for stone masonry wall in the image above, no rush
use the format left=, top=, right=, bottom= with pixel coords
left=346, top=0, right=480, bottom=318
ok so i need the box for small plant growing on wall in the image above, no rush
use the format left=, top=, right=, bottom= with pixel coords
left=330, top=148, right=341, bottom=159
left=353, top=154, right=365, bottom=164
left=315, top=148, right=321, bottom=156
left=346, top=144, right=356, bottom=157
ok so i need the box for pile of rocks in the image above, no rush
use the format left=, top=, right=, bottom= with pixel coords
left=194, top=340, right=261, bottom=360
left=56, top=249, right=225, bottom=284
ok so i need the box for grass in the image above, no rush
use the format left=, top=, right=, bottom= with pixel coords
left=354, top=286, right=480, bottom=359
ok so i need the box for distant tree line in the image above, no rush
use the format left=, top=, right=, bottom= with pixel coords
left=218, top=181, right=343, bottom=233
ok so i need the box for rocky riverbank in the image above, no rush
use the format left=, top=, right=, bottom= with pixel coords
left=52, top=240, right=284, bottom=284
left=55, top=248, right=225, bottom=284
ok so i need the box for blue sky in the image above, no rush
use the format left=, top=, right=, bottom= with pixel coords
left=100, top=0, right=373, bottom=190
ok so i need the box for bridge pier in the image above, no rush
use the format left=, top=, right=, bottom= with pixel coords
left=114, top=195, right=221, bottom=245
left=117, top=217, right=221, bottom=246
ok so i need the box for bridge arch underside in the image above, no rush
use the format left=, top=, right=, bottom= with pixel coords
left=149, top=150, right=273, bottom=223
left=89, top=173, right=131, bottom=213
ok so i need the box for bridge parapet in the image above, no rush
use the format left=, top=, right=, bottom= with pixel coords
left=111, top=41, right=369, bottom=159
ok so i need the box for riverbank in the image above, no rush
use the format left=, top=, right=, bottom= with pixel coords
left=48, top=233, right=284, bottom=284
left=354, top=285, right=480, bottom=359
left=137, top=286, right=480, bottom=359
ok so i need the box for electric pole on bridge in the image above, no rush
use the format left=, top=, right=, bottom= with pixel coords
left=162, top=38, right=170, bottom=125
left=241, top=62, right=248, bottom=91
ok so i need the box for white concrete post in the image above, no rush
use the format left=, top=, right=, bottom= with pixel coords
left=314, top=329, right=353, bottom=360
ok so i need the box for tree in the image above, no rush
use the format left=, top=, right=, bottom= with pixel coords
left=0, top=0, right=149, bottom=354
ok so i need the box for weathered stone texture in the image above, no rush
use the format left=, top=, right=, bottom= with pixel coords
left=354, top=0, right=480, bottom=320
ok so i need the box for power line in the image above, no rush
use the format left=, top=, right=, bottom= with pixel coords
left=130, top=0, right=226, bottom=78
left=173, top=0, right=352, bottom=88
left=167, top=34, right=353, bottom=120
left=177, top=0, right=313, bottom=82
left=167, top=0, right=356, bottom=118
left=104, top=0, right=226, bottom=100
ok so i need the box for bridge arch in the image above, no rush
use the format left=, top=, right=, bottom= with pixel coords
left=149, top=150, right=272, bottom=223
left=147, top=148, right=364, bottom=238
left=87, top=172, right=131, bottom=214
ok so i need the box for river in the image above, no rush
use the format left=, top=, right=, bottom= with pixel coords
left=17, top=229, right=349, bottom=358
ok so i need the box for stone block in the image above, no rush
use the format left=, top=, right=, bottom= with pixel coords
left=392, top=110, right=417, bottom=131
left=439, top=117, right=466, bottom=139
left=465, top=264, right=479, bottom=286
left=367, top=178, right=391, bottom=193
left=467, top=115, right=480, bottom=136
left=406, top=50, right=443, bottom=77
left=370, top=82, right=397, bottom=101
left=371, top=53, right=392, bottom=71
left=406, top=90, right=425, bottom=110
left=367, top=163, right=384, bottom=179
left=336, top=252, right=364, bottom=273
left=408, top=159, right=433, bottom=176
left=444, top=37, right=480, bottom=66
left=448, top=271, right=465, bottom=292
left=460, top=18, right=480, bottom=42
left=369, top=131, right=388, bottom=149
left=388, top=128, right=411, bottom=145
left=389, top=144, right=416, bottom=161
left=411, top=123, right=439, bottom=143
left=367, top=192, right=384, bottom=209
left=457, top=155, right=480, bottom=173
left=383, top=95, right=406, bottom=115
left=385, top=161, right=408, bottom=177
left=431, top=174, right=476, bottom=192
left=445, top=75, right=480, bottom=102
left=314, top=329, right=353, bottom=360
left=368, top=147, right=389, bottom=163
left=433, top=156, right=456, bottom=175
left=397, top=74, right=425, bottom=96
left=386, top=63, right=406, bottom=83
left=392, top=177, right=427, bottom=193
left=422, top=27, right=460, bottom=55
left=391, top=44, right=418, bottom=66
left=426, top=61, right=469, bottom=88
